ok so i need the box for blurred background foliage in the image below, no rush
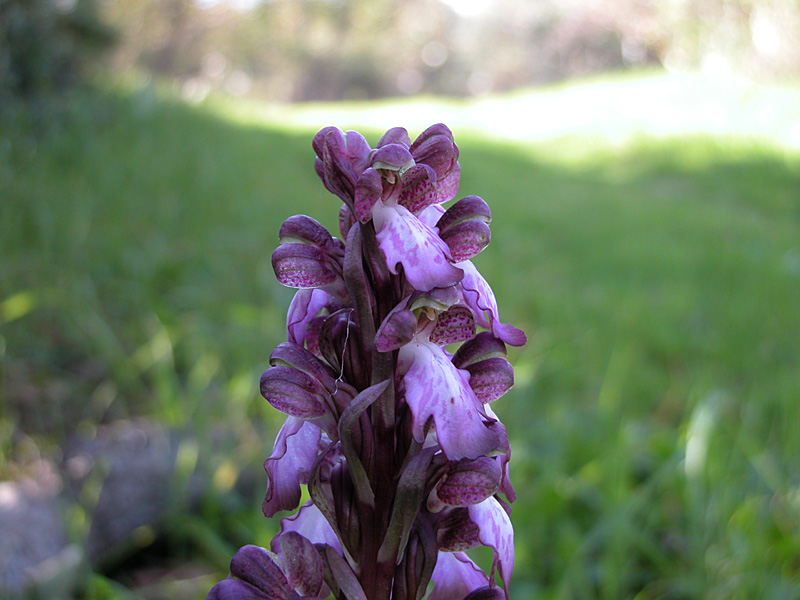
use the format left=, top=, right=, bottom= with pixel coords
left=4, top=0, right=800, bottom=106
left=0, top=0, right=113, bottom=102
left=2, top=0, right=800, bottom=599
left=103, top=0, right=800, bottom=100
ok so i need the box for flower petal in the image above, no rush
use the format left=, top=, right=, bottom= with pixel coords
left=437, top=196, right=491, bottom=230
left=483, top=404, right=515, bottom=504
left=451, top=332, right=507, bottom=368
left=436, top=196, right=493, bottom=262
left=408, top=286, right=461, bottom=314
left=229, top=545, right=294, bottom=599
left=464, top=587, right=505, bottom=600
left=457, top=261, right=526, bottom=347
left=430, top=305, right=476, bottom=346
left=260, top=366, right=329, bottom=419
left=468, top=497, right=514, bottom=595
left=377, top=126, right=411, bottom=148
left=410, top=123, right=459, bottom=179
left=375, top=301, right=417, bottom=352
left=463, top=357, right=514, bottom=403
left=398, top=163, right=439, bottom=214
left=418, top=204, right=446, bottom=229
left=272, top=244, right=340, bottom=289
left=353, top=168, right=383, bottom=223
left=399, top=337, right=499, bottom=460
left=343, top=130, right=372, bottom=173
left=434, top=457, right=501, bottom=507
left=436, top=507, right=481, bottom=551
left=339, top=203, right=355, bottom=239
left=439, top=219, right=491, bottom=263
left=313, top=127, right=370, bottom=202
left=280, top=531, right=324, bottom=597
left=263, top=417, right=322, bottom=517
left=269, top=342, right=344, bottom=397
left=373, top=203, right=463, bottom=292
left=275, top=501, right=342, bottom=555
left=369, top=143, right=415, bottom=177
left=286, top=289, right=331, bottom=347
left=278, top=215, right=337, bottom=250
left=433, top=162, right=461, bottom=204
left=207, top=578, right=269, bottom=600
left=429, top=551, right=488, bottom=600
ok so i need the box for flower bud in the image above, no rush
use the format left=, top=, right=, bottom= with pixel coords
left=395, top=522, right=437, bottom=600
left=331, top=460, right=362, bottom=557
left=318, top=309, right=367, bottom=390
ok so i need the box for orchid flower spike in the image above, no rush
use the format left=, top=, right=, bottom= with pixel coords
left=209, top=124, right=526, bottom=600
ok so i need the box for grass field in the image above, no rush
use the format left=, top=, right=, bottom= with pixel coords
left=2, top=72, right=800, bottom=599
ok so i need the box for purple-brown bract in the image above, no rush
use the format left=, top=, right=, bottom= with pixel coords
left=208, top=124, right=526, bottom=600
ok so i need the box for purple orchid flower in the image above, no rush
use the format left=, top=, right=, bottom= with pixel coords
left=208, top=543, right=323, bottom=600
left=398, top=329, right=500, bottom=461
left=429, top=552, right=489, bottom=600
left=457, top=260, right=527, bottom=347
left=468, top=498, right=515, bottom=596
left=262, top=417, right=323, bottom=518
left=209, top=125, right=525, bottom=600
left=286, top=288, right=332, bottom=347
left=348, top=126, right=465, bottom=293
left=275, top=502, right=342, bottom=556
left=372, top=201, right=464, bottom=292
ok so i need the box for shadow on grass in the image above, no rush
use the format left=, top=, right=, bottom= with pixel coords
left=2, top=88, right=800, bottom=599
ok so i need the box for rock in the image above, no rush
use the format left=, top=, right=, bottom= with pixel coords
left=62, top=419, right=182, bottom=568
left=0, top=460, right=84, bottom=599
left=0, top=417, right=248, bottom=598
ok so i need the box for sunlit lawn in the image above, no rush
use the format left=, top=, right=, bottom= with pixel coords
left=2, top=71, right=800, bottom=599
